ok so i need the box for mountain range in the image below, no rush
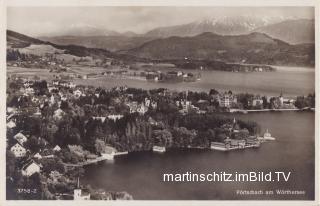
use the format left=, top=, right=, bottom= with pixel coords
left=7, top=28, right=315, bottom=67
left=126, top=32, right=314, bottom=66
left=39, top=17, right=314, bottom=51
left=254, top=19, right=314, bottom=44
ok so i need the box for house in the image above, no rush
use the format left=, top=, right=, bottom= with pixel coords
left=49, top=170, right=63, bottom=182
left=145, top=98, right=151, bottom=107
left=24, top=80, right=34, bottom=88
left=74, top=178, right=90, bottom=200
left=10, top=143, right=27, bottom=158
left=181, top=100, right=191, bottom=111
left=52, top=80, right=60, bottom=86
left=93, top=116, right=107, bottom=123
left=151, top=101, right=157, bottom=109
left=53, top=145, right=61, bottom=152
left=137, top=103, right=148, bottom=115
left=107, top=115, right=123, bottom=122
left=21, top=160, right=41, bottom=177
left=127, top=102, right=138, bottom=113
left=48, top=86, right=58, bottom=92
left=68, top=82, right=76, bottom=89
left=34, top=152, right=42, bottom=159
left=25, top=87, right=35, bottom=95
left=31, top=96, right=39, bottom=103
left=14, top=132, right=28, bottom=145
left=73, top=89, right=83, bottom=98
left=33, top=108, right=42, bottom=116
left=218, top=93, right=232, bottom=108
left=252, top=97, right=264, bottom=107
left=230, top=139, right=246, bottom=148
left=61, top=95, right=68, bottom=101
left=7, top=107, right=17, bottom=114
left=6, top=120, right=16, bottom=129
left=53, top=109, right=65, bottom=120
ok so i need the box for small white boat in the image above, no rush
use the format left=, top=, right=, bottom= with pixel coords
left=262, top=129, right=276, bottom=141
left=152, top=146, right=166, bottom=153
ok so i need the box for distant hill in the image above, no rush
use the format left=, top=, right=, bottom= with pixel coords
left=254, top=19, right=315, bottom=44
left=7, top=30, right=142, bottom=62
left=39, top=35, right=155, bottom=52
left=126, top=32, right=315, bottom=67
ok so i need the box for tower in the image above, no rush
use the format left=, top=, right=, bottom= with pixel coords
left=74, top=177, right=82, bottom=200
left=279, top=91, right=284, bottom=106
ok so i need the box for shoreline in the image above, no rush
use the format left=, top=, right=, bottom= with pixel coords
left=229, top=108, right=315, bottom=114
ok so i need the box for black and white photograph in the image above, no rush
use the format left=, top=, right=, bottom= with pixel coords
left=2, top=0, right=318, bottom=205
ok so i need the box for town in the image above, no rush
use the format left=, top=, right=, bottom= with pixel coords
left=6, top=75, right=315, bottom=200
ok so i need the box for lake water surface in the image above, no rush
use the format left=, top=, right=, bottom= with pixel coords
left=75, top=66, right=314, bottom=97
left=83, top=111, right=315, bottom=200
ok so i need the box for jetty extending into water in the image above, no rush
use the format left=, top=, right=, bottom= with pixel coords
left=63, top=151, right=129, bottom=168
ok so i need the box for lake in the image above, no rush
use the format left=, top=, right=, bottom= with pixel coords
left=82, top=111, right=315, bottom=200
left=74, top=66, right=315, bottom=97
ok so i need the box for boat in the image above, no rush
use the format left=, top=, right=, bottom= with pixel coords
left=261, top=129, right=276, bottom=141
left=152, top=146, right=166, bottom=153
left=210, top=142, right=231, bottom=151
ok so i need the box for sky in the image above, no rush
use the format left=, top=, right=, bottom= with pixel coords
left=7, top=7, right=314, bottom=37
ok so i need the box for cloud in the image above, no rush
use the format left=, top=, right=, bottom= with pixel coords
left=7, top=7, right=314, bottom=36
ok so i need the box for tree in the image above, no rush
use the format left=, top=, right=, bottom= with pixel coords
left=40, top=158, right=65, bottom=174
left=153, top=129, right=173, bottom=147
left=24, top=136, right=40, bottom=153
left=262, top=96, right=269, bottom=109
left=95, top=139, right=106, bottom=154
left=6, top=150, right=16, bottom=178
left=172, top=127, right=197, bottom=147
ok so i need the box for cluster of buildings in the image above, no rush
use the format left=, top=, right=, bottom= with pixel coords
left=7, top=54, right=68, bottom=71
left=210, top=118, right=261, bottom=151
left=145, top=70, right=200, bottom=82
left=176, top=99, right=206, bottom=115
left=7, top=129, right=62, bottom=177
left=212, top=92, right=296, bottom=110
left=126, top=97, right=158, bottom=115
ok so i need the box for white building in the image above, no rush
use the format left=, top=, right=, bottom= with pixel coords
left=73, top=89, right=83, bottom=98
left=74, top=178, right=90, bottom=200
left=24, top=81, right=34, bottom=88
left=34, top=152, right=42, bottom=159
left=127, top=102, right=138, bottom=113
left=14, top=132, right=28, bottom=145
left=137, top=103, right=148, bottom=115
left=10, top=143, right=27, bottom=158
left=21, top=160, right=41, bottom=177
left=53, top=109, right=65, bottom=120
left=107, top=115, right=123, bottom=122
left=6, top=120, right=16, bottom=129
left=219, top=94, right=231, bottom=107
left=68, top=82, right=76, bottom=89
left=25, top=87, right=35, bottom=95
left=252, top=98, right=264, bottom=107
left=93, top=117, right=107, bottom=123
left=145, top=98, right=151, bottom=107
left=151, top=101, right=157, bottom=109
left=53, top=145, right=61, bottom=152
